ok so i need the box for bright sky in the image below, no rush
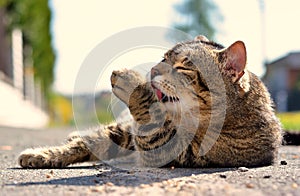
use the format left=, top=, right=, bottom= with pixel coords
left=50, top=0, right=300, bottom=94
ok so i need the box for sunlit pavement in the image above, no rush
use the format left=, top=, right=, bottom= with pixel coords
left=0, top=126, right=299, bottom=196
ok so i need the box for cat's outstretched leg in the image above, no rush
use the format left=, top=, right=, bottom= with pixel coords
left=18, top=123, right=134, bottom=168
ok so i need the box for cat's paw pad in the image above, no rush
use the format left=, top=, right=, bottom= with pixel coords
left=18, top=148, right=65, bottom=168
left=18, top=149, right=50, bottom=168
left=111, top=69, right=145, bottom=105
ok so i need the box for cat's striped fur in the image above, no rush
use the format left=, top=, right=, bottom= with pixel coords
left=18, top=36, right=282, bottom=168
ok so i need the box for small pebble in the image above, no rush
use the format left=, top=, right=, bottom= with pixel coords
left=186, top=183, right=197, bottom=189
left=280, top=160, right=288, bottom=165
left=219, top=174, right=227, bottom=179
left=127, top=171, right=134, bottom=174
left=0, top=145, right=12, bottom=150
left=238, top=167, right=249, bottom=172
left=263, top=175, right=271, bottom=179
left=90, top=186, right=104, bottom=192
left=140, top=184, right=150, bottom=188
left=272, top=185, right=278, bottom=190
left=245, top=183, right=254, bottom=188
left=46, top=170, right=54, bottom=178
left=106, top=182, right=114, bottom=186
left=292, top=183, right=298, bottom=189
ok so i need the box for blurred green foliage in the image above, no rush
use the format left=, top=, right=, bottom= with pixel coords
left=95, top=92, right=114, bottom=124
left=277, top=112, right=300, bottom=131
left=1, top=0, right=55, bottom=99
left=173, top=0, right=222, bottom=39
left=48, top=93, right=73, bottom=126
left=52, top=92, right=114, bottom=127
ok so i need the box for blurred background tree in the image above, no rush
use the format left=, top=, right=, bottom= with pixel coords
left=1, top=0, right=55, bottom=100
left=173, top=0, right=222, bottom=39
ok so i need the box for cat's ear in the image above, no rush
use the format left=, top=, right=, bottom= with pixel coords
left=217, top=41, right=250, bottom=97
left=217, top=41, right=247, bottom=83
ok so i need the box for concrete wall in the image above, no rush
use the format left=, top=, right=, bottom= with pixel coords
left=0, top=80, right=48, bottom=128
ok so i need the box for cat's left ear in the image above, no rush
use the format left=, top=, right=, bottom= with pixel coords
left=217, top=41, right=250, bottom=97
left=217, top=41, right=247, bottom=83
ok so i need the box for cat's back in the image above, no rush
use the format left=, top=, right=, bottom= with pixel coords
left=208, top=71, right=282, bottom=167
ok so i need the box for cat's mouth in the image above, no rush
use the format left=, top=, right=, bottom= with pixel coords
left=151, top=83, right=179, bottom=103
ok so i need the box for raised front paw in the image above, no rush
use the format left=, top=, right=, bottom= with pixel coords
left=18, top=148, right=67, bottom=168
left=111, top=69, right=146, bottom=106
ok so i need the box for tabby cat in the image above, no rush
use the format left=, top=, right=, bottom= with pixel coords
left=18, top=35, right=282, bottom=168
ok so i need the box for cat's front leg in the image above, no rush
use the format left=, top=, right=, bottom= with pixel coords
left=111, top=70, right=176, bottom=167
left=111, top=69, right=166, bottom=124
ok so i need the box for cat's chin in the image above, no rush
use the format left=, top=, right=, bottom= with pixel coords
left=164, top=101, right=181, bottom=113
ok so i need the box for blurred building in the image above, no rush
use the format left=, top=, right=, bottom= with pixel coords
left=0, top=9, right=48, bottom=128
left=0, top=9, right=12, bottom=83
left=263, top=52, right=300, bottom=112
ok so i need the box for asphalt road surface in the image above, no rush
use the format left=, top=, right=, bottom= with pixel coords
left=0, top=126, right=300, bottom=196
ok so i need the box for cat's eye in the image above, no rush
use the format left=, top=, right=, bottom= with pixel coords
left=181, top=57, right=195, bottom=67
left=181, top=57, right=189, bottom=64
left=180, top=57, right=195, bottom=68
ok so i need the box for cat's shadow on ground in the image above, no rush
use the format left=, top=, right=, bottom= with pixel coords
left=8, top=162, right=235, bottom=187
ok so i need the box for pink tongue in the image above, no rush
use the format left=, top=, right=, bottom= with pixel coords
left=155, top=89, right=163, bottom=100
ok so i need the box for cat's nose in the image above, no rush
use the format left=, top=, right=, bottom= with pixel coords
left=151, top=68, right=161, bottom=79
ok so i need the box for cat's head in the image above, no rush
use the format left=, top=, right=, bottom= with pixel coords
left=150, top=35, right=250, bottom=112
